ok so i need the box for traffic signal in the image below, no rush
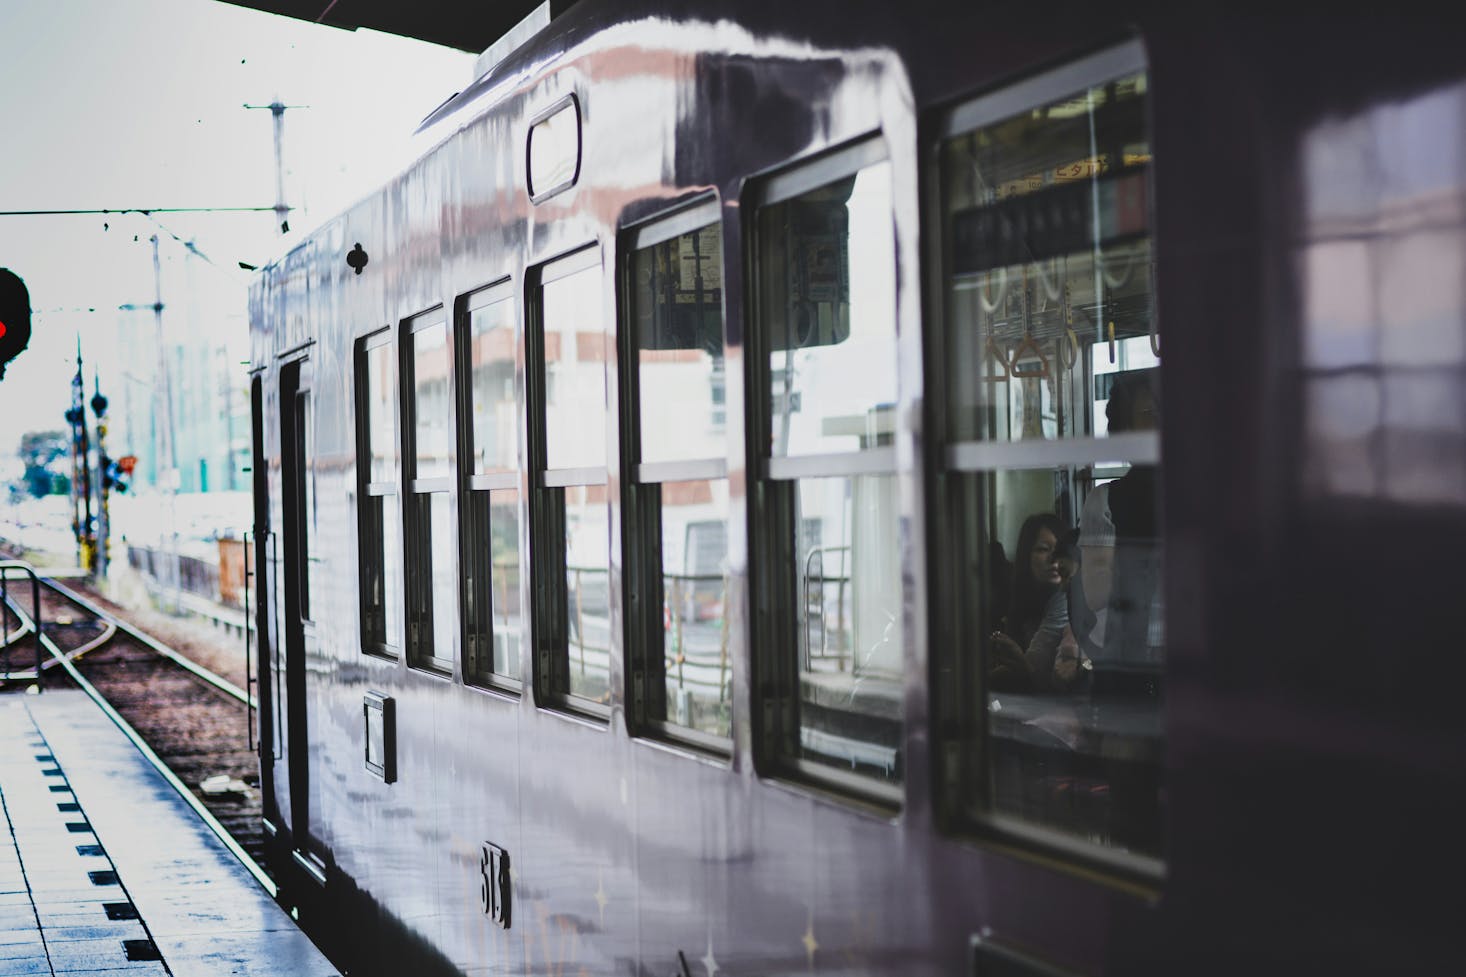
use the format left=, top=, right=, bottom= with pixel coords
left=0, top=268, right=31, bottom=380
left=112, top=454, right=137, bottom=494
left=102, top=454, right=135, bottom=494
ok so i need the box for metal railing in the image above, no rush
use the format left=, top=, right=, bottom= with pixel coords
left=127, top=543, right=219, bottom=604
left=802, top=545, right=852, bottom=672
left=661, top=571, right=731, bottom=703
left=0, top=560, right=43, bottom=685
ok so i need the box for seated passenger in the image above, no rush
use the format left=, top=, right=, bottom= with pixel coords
left=992, top=517, right=1089, bottom=694
left=990, top=513, right=1076, bottom=693
left=1004, top=512, right=1065, bottom=651
left=1029, top=529, right=1091, bottom=693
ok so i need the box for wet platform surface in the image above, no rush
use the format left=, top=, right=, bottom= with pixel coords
left=0, top=691, right=339, bottom=976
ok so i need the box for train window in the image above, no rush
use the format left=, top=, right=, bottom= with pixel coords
left=296, top=384, right=316, bottom=623
left=527, top=95, right=581, bottom=202
left=750, top=138, right=904, bottom=801
left=402, top=308, right=456, bottom=674
left=528, top=247, right=612, bottom=714
left=457, top=281, right=523, bottom=689
left=935, top=41, right=1164, bottom=867
left=356, top=330, right=401, bottom=658
left=621, top=199, right=732, bottom=747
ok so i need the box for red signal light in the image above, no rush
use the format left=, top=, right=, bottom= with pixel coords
left=0, top=268, right=31, bottom=379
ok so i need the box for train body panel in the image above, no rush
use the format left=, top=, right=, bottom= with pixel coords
left=248, top=3, right=1466, bottom=974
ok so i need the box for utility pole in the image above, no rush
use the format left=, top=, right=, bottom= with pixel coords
left=150, top=234, right=182, bottom=613
left=244, top=98, right=307, bottom=236
left=65, top=340, right=95, bottom=572
left=91, top=371, right=110, bottom=581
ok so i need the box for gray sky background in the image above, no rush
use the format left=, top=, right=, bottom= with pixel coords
left=0, top=0, right=473, bottom=458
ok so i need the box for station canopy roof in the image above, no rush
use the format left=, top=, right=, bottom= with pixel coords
left=213, top=0, right=572, bottom=54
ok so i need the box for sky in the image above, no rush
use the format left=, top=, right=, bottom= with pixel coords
left=0, top=0, right=475, bottom=461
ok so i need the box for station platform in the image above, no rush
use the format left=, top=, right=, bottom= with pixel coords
left=0, top=691, right=340, bottom=977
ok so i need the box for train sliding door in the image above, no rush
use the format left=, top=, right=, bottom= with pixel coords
left=250, top=374, right=278, bottom=828
left=278, top=356, right=327, bottom=881
left=932, top=40, right=1166, bottom=972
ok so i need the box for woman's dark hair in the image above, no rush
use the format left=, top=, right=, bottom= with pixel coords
left=1005, top=512, right=1066, bottom=648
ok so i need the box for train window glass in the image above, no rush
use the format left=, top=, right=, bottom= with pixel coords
left=468, top=291, right=518, bottom=475
left=411, top=315, right=452, bottom=480
left=528, top=95, right=581, bottom=201
left=761, top=158, right=897, bottom=460
left=543, top=263, right=606, bottom=471
left=623, top=201, right=733, bottom=746
left=367, top=341, right=396, bottom=483
left=632, top=215, right=726, bottom=466
left=530, top=247, right=612, bottom=716
left=751, top=138, right=904, bottom=802
left=403, top=308, right=455, bottom=674
left=356, top=330, right=400, bottom=658
left=563, top=484, right=612, bottom=703
left=937, top=43, right=1164, bottom=865
left=465, top=489, right=524, bottom=685
left=792, top=474, right=903, bottom=781
left=653, top=479, right=731, bottom=739
left=485, top=489, right=522, bottom=678
left=296, top=387, right=316, bottom=622
left=457, top=282, right=523, bottom=690
left=382, top=505, right=403, bottom=644
left=428, top=491, right=457, bottom=666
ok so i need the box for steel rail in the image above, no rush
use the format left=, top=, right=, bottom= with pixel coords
left=1, top=593, right=278, bottom=898
left=40, top=576, right=255, bottom=709
left=39, top=618, right=118, bottom=668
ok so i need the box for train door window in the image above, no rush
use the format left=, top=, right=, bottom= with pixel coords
left=355, top=329, right=402, bottom=658
left=621, top=199, right=732, bottom=747
left=402, top=308, right=456, bottom=674
left=528, top=247, right=611, bottom=714
left=457, top=280, right=523, bottom=690
left=934, top=41, right=1164, bottom=868
left=750, top=137, right=904, bottom=802
left=295, top=380, right=317, bottom=622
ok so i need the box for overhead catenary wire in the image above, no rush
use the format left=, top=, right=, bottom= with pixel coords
left=0, top=207, right=288, bottom=216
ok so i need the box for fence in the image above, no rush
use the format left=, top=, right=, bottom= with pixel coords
left=127, top=544, right=221, bottom=606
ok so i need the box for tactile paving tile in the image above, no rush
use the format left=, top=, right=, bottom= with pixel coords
left=0, top=700, right=167, bottom=975
left=3, top=691, right=341, bottom=976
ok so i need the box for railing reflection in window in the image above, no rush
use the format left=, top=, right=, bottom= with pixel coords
left=655, top=480, right=729, bottom=739
left=793, top=474, right=902, bottom=783
left=563, top=484, right=610, bottom=704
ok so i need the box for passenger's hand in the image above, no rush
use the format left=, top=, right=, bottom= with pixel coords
left=990, top=631, right=1025, bottom=665
left=1053, top=625, right=1082, bottom=686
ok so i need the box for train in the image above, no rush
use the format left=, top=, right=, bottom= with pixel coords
left=246, top=2, right=1466, bottom=974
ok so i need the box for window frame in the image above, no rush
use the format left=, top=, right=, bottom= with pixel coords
left=354, top=328, right=400, bottom=660
left=618, top=196, right=734, bottom=755
left=525, top=244, right=613, bottom=720
left=927, top=37, right=1166, bottom=887
left=746, top=134, right=905, bottom=807
left=399, top=306, right=456, bottom=676
left=454, top=278, right=525, bottom=693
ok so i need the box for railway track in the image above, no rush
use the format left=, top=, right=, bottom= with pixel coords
left=0, top=562, right=273, bottom=887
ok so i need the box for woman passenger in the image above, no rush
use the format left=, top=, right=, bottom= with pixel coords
left=992, top=514, right=1088, bottom=693
left=1004, top=513, right=1066, bottom=652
